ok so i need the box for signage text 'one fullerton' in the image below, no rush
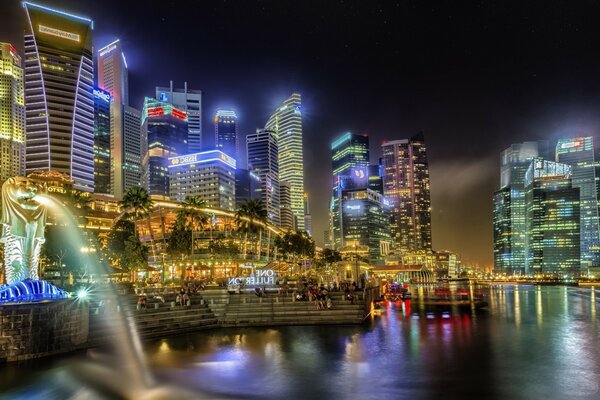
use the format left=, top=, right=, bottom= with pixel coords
left=38, top=25, right=80, bottom=42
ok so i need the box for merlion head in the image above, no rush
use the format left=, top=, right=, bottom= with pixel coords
left=3, top=177, right=44, bottom=210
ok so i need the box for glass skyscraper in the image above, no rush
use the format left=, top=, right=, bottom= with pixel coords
left=23, top=2, right=95, bottom=191
left=214, top=109, right=238, bottom=159
left=493, top=141, right=548, bottom=274
left=156, top=82, right=202, bottom=153
left=93, top=88, right=110, bottom=193
left=246, top=129, right=280, bottom=226
left=265, top=93, right=305, bottom=230
left=0, top=43, right=25, bottom=180
left=524, top=158, right=580, bottom=277
left=556, top=137, right=600, bottom=271
left=142, top=97, right=188, bottom=197
left=331, top=132, right=369, bottom=178
left=381, top=132, right=432, bottom=252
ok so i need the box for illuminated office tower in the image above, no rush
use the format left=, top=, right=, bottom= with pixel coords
left=525, top=158, right=580, bottom=276
left=331, top=132, right=369, bottom=180
left=304, top=192, right=312, bottom=236
left=235, top=169, right=261, bottom=208
left=382, top=133, right=432, bottom=251
left=280, top=182, right=294, bottom=231
left=214, top=109, right=238, bottom=159
left=168, top=150, right=236, bottom=210
left=156, top=82, right=202, bottom=152
left=556, top=137, right=600, bottom=271
left=97, top=39, right=141, bottom=199
left=493, top=141, right=548, bottom=274
left=247, top=129, right=280, bottom=226
left=265, top=93, right=305, bottom=230
left=93, top=88, right=110, bottom=193
left=23, top=2, right=94, bottom=191
left=368, top=162, right=383, bottom=195
left=0, top=43, right=25, bottom=180
left=142, top=97, right=188, bottom=197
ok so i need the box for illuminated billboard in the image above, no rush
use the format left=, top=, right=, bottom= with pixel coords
left=168, top=150, right=236, bottom=169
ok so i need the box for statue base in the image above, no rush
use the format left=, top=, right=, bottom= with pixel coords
left=0, top=279, right=69, bottom=303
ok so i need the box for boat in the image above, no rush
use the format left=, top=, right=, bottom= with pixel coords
left=415, top=288, right=488, bottom=309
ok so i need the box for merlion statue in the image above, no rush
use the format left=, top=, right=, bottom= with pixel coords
left=0, top=177, right=47, bottom=284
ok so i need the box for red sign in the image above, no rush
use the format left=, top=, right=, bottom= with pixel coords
left=147, top=107, right=164, bottom=117
left=171, top=108, right=187, bottom=120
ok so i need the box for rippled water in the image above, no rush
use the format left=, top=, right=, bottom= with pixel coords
left=1, top=285, right=599, bottom=399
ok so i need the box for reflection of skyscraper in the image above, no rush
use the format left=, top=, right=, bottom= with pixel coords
left=0, top=43, right=25, bottom=180
left=265, top=93, right=304, bottom=230
left=382, top=133, right=432, bottom=251
left=556, top=137, right=600, bottom=271
left=97, top=39, right=142, bottom=199
left=93, top=88, right=111, bottom=193
left=24, top=3, right=94, bottom=191
left=156, top=82, right=202, bottom=152
left=142, top=97, right=188, bottom=197
left=247, top=129, right=280, bottom=226
left=493, top=141, right=548, bottom=274
left=214, top=110, right=238, bottom=158
left=525, top=158, right=580, bottom=276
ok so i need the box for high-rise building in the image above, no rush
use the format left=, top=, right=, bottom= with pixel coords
left=493, top=141, right=548, bottom=274
left=368, top=162, right=383, bottom=195
left=304, top=192, right=312, bottom=236
left=214, top=109, right=238, bottom=159
left=24, top=2, right=95, bottom=191
left=556, top=137, right=600, bottom=270
left=156, top=82, right=202, bottom=152
left=97, top=39, right=141, bottom=199
left=142, top=97, right=188, bottom=197
left=382, top=132, right=432, bottom=251
left=524, top=158, right=580, bottom=277
left=235, top=169, right=261, bottom=208
left=280, top=181, right=294, bottom=231
left=93, top=88, right=111, bottom=193
left=246, top=129, right=280, bottom=226
left=168, top=150, right=236, bottom=210
left=0, top=43, right=25, bottom=180
left=265, top=93, right=305, bottom=230
left=331, top=132, right=369, bottom=179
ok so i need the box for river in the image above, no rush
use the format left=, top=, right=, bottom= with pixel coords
left=1, top=285, right=599, bottom=399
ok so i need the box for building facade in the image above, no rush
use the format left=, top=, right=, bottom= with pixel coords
left=169, top=150, right=236, bottom=210
left=142, top=97, right=188, bottom=197
left=214, top=109, right=238, bottom=159
left=235, top=169, right=261, bottom=208
left=556, top=137, right=600, bottom=271
left=331, top=132, right=369, bottom=179
left=279, top=181, right=294, bottom=231
left=382, top=133, right=432, bottom=252
left=93, top=88, right=111, bottom=193
left=24, top=3, right=95, bottom=191
left=0, top=43, right=25, bottom=181
left=156, top=82, right=202, bottom=153
left=304, top=192, right=312, bottom=236
left=493, top=141, right=548, bottom=274
left=246, top=129, right=280, bottom=226
left=265, top=93, right=305, bottom=230
left=524, top=158, right=580, bottom=277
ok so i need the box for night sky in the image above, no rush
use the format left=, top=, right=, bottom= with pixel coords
left=2, top=0, right=600, bottom=268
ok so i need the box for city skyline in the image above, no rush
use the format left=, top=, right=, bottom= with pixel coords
left=3, top=0, right=600, bottom=267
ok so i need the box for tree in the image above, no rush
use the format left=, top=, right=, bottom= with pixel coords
left=235, top=199, right=268, bottom=260
left=275, top=230, right=315, bottom=267
left=167, top=215, right=192, bottom=281
left=176, top=196, right=209, bottom=256
left=321, top=248, right=342, bottom=265
left=107, top=219, right=148, bottom=281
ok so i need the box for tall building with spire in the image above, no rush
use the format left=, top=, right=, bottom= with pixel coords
left=382, top=133, right=432, bottom=252
left=265, top=93, right=305, bottom=230
left=23, top=2, right=95, bottom=191
left=97, top=39, right=142, bottom=198
left=214, top=109, right=238, bottom=158
left=155, top=82, right=202, bottom=152
left=0, top=43, right=25, bottom=181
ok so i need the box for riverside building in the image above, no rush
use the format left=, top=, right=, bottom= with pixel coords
left=23, top=2, right=95, bottom=191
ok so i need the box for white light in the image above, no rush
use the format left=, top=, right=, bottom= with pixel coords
left=77, top=288, right=88, bottom=300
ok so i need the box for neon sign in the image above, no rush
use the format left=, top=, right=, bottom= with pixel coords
left=227, top=269, right=277, bottom=286
left=168, top=150, right=236, bottom=169
left=560, top=140, right=583, bottom=149
left=171, top=108, right=187, bottom=120
left=147, top=107, right=164, bottom=117
left=98, top=44, right=116, bottom=57
left=93, top=89, right=110, bottom=103
left=38, top=25, right=80, bottom=42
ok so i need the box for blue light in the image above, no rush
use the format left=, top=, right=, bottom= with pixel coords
left=0, top=280, right=69, bottom=303
left=23, top=2, right=94, bottom=29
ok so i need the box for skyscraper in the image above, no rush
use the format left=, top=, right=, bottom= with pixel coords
left=156, top=82, right=202, bottom=152
left=142, top=97, right=188, bottom=197
left=235, top=169, right=261, bottom=208
left=23, top=2, right=95, bottom=191
left=382, top=133, right=432, bottom=252
left=0, top=43, right=25, bottom=181
left=304, top=192, right=313, bottom=236
left=93, top=88, right=110, bottom=193
left=331, top=132, right=369, bottom=179
left=214, top=109, right=238, bottom=158
left=279, top=181, right=294, bottom=231
left=265, top=93, right=305, bottom=230
left=556, top=137, right=600, bottom=271
left=247, top=129, right=280, bottom=226
left=97, top=39, right=142, bottom=199
left=524, top=158, right=580, bottom=276
left=493, top=141, right=548, bottom=274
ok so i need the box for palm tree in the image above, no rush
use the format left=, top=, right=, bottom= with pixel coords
left=176, top=196, right=209, bottom=257
left=119, top=186, right=155, bottom=259
left=235, top=200, right=268, bottom=261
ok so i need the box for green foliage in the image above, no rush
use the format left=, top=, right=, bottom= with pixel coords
left=321, top=248, right=342, bottom=264
left=176, top=196, right=209, bottom=232
left=235, top=199, right=268, bottom=234
left=119, top=186, right=154, bottom=221
left=167, top=216, right=192, bottom=257
left=275, top=230, right=315, bottom=260
left=107, top=219, right=148, bottom=272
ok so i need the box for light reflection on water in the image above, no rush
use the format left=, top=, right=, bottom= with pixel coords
left=0, top=285, right=599, bottom=399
